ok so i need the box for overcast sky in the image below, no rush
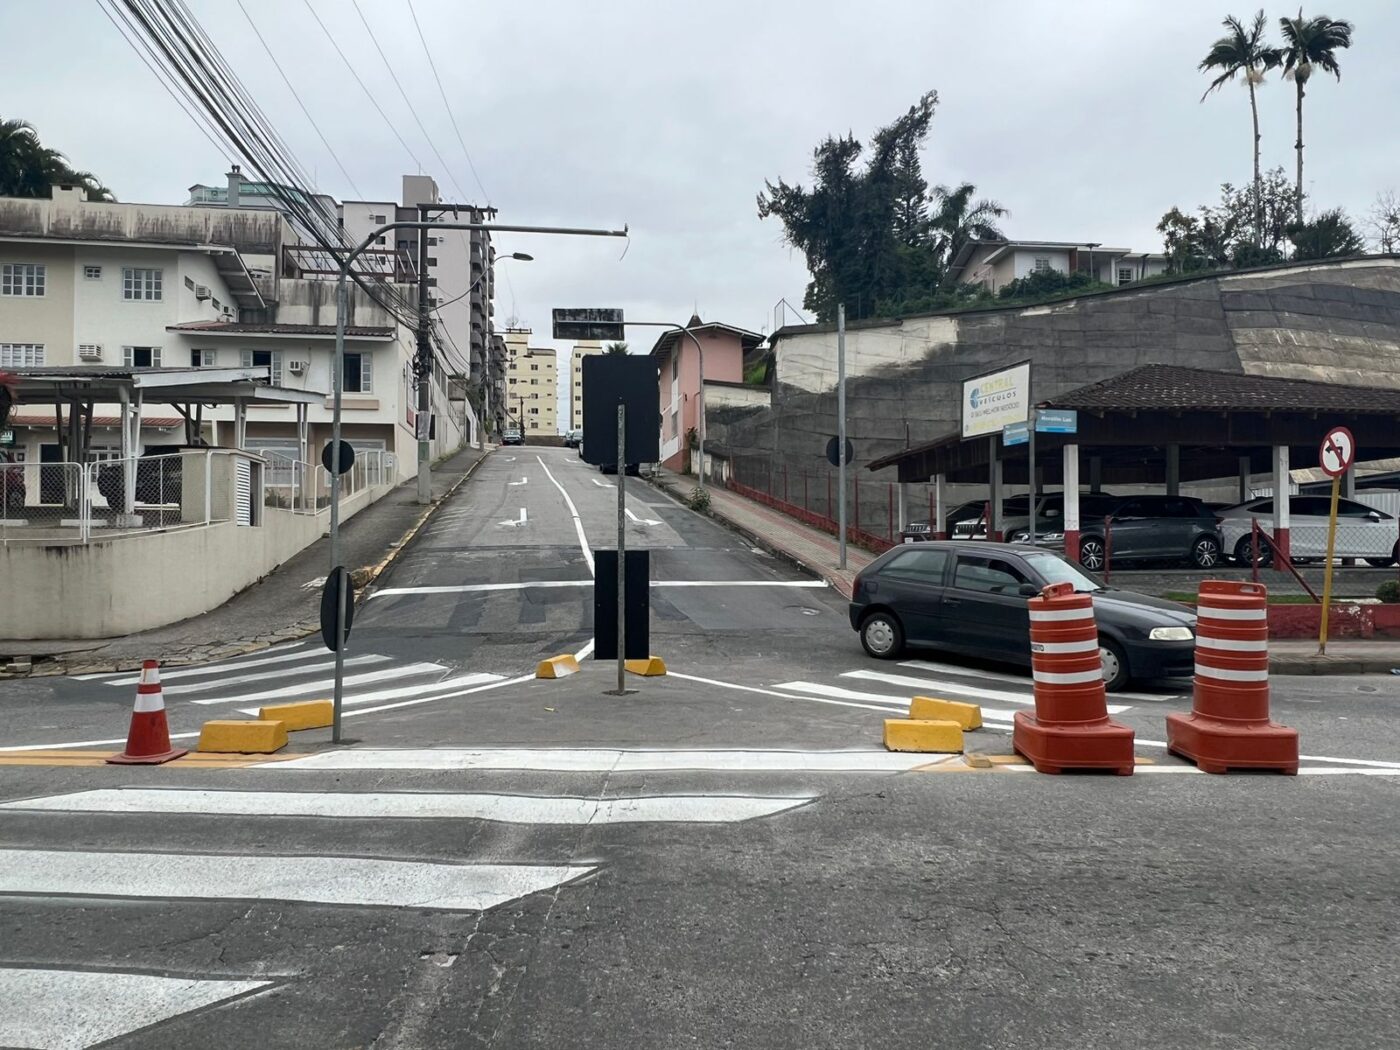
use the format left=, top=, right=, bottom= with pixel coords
left=6, top=0, right=1397, bottom=368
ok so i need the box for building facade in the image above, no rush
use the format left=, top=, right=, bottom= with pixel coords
left=504, top=329, right=558, bottom=436
left=948, top=239, right=1169, bottom=293
left=568, top=339, right=604, bottom=431
left=651, top=317, right=763, bottom=471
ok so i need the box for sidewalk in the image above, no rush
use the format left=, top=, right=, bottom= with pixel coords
left=7, top=444, right=491, bottom=676
left=650, top=466, right=872, bottom=597
left=652, top=467, right=1400, bottom=676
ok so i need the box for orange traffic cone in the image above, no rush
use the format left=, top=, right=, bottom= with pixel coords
left=107, top=660, right=188, bottom=765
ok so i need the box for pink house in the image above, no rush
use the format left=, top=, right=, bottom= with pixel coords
left=651, top=316, right=764, bottom=471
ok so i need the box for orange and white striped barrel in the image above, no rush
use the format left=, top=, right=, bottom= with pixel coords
left=1028, top=582, right=1111, bottom=726
left=1192, top=580, right=1270, bottom=720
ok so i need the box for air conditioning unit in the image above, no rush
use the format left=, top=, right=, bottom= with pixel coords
left=287, top=360, right=307, bottom=375
left=77, top=343, right=103, bottom=361
left=194, top=284, right=212, bottom=301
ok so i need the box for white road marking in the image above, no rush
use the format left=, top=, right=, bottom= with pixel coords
left=266, top=747, right=955, bottom=773
left=1295, top=767, right=1400, bottom=776
left=235, top=672, right=506, bottom=715
left=592, top=478, right=613, bottom=488
left=842, top=669, right=1132, bottom=714
left=371, top=579, right=827, bottom=598
left=0, top=732, right=201, bottom=753
left=497, top=507, right=528, bottom=527
left=537, top=455, right=594, bottom=575
left=0, top=968, right=272, bottom=1050
left=508, top=476, right=528, bottom=486
left=103, top=647, right=336, bottom=686
left=159, top=655, right=389, bottom=695
left=5, top=788, right=818, bottom=824
left=74, top=641, right=316, bottom=682
left=0, top=850, right=593, bottom=913
left=654, top=579, right=828, bottom=588
left=338, top=673, right=537, bottom=720
left=624, top=507, right=662, bottom=526
left=895, top=658, right=1179, bottom=702
left=189, top=662, right=449, bottom=706
left=777, top=680, right=1024, bottom=722
left=667, top=670, right=903, bottom=713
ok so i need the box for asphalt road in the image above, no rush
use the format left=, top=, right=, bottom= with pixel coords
left=2, top=446, right=1399, bottom=1048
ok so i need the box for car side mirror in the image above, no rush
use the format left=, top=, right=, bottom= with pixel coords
left=1018, top=583, right=1040, bottom=597
left=1367, top=511, right=1382, bottom=522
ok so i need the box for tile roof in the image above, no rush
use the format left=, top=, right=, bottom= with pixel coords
left=1046, top=364, right=1400, bottom=414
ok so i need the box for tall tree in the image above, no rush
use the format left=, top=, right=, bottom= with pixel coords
left=929, top=182, right=1007, bottom=285
left=1278, top=11, right=1354, bottom=224
left=1199, top=11, right=1281, bottom=245
left=605, top=341, right=629, bottom=355
left=1289, top=207, right=1365, bottom=259
left=1368, top=189, right=1400, bottom=254
left=0, top=117, right=115, bottom=202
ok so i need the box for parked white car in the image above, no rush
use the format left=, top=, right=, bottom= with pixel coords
left=1218, top=495, right=1400, bottom=566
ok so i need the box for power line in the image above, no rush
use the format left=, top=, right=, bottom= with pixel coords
left=300, top=0, right=426, bottom=174
left=404, top=0, right=490, bottom=205
left=349, top=0, right=472, bottom=203
left=234, top=0, right=364, bottom=200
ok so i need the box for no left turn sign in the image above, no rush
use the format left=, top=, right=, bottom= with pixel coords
left=1319, top=426, right=1356, bottom=478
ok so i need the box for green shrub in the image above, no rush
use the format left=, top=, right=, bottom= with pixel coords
left=1376, top=580, right=1400, bottom=604
left=686, top=486, right=711, bottom=513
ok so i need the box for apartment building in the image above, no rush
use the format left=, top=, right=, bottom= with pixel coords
left=568, top=340, right=605, bottom=431
left=0, top=183, right=463, bottom=480
left=503, top=329, right=558, bottom=436
left=947, top=238, right=1169, bottom=292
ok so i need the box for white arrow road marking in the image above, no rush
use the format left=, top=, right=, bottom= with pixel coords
left=624, top=507, right=662, bottom=526
left=592, top=478, right=613, bottom=488
left=498, top=507, right=528, bottom=527
left=0, top=969, right=273, bottom=1050
left=4, top=788, right=817, bottom=824
left=0, top=850, right=593, bottom=913
left=508, top=476, right=528, bottom=486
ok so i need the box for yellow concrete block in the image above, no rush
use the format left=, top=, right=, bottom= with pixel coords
left=909, top=695, right=982, bottom=730
left=258, top=699, right=332, bottom=731
left=197, top=720, right=288, bottom=755
left=624, top=656, right=667, bottom=677
left=883, top=718, right=964, bottom=754
left=536, top=654, right=580, bottom=679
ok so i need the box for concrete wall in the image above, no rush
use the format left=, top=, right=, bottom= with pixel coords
left=709, top=257, right=1400, bottom=537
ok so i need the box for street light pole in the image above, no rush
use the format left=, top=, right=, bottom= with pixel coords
left=328, top=219, right=627, bottom=742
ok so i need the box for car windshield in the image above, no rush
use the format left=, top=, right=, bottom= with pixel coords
left=1021, top=552, right=1102, bottom=593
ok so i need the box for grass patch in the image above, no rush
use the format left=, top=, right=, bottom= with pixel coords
left=1161, top=591, right=1358, bottom=605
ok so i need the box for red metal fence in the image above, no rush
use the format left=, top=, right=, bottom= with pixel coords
left=726, top=457, right=898, bottom=556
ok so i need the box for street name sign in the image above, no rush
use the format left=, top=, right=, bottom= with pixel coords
left=1036, top=409, right=1078, bottom=434
left=1001, top=421, right=1029, bottom=447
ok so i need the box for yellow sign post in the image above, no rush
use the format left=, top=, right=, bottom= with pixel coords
left=1317, top=426, right=1356, bottom=655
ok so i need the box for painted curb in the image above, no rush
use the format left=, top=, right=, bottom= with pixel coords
left=197, top=720, right=289, bottom=754
left=258, top=699, right=333, bottom=731
left=536, top=654, right=581, bottom=679
left=884, top=718, right=964, bottom=754
left=624, top=656, right=668, bottom=677
left=909, top=695, right=983, bottom=730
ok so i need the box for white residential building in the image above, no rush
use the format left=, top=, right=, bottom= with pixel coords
left=503, top=329, right=558, bottom=436
left=947, top=239, right=1169, bottom=293
left=568, top=339, right=605, bottom=431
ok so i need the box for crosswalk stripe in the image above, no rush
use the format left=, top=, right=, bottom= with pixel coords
left=188, top=663, right=450, bottom=706
left=103, top=646, right=332, bottom=686
left=0, top=850, right=593, bottom=913
left=264, top=748, right=954, bottom=773
left=233, top=672, right=507, bottom=714
left=161, top=655, right=391, bottom=695
left=3, top=789, right=817, bottom=824
left=0, top=968, right=273, bottom=1049
left=896, top=659, right=1181, bottom=702
left=841, top=670, right=1132, bottom=715
left=776, top=681, right=1023, bottom=722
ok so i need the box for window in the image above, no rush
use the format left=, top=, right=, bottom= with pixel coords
left=122, top=346, right=162, bottom=368
left=191, top=348, right=216, bottom=367
left=240, top=349, right=283, bottom=385
left=0, top=343, right=44, bottom=366
left=370, top=213, right=386, bottom=225
left=426, top=257, right=438, bottom=267
left=427, top=237, right=438, bottom=246
left=954, top=555, right=1029, bottom=594
left=1, top=263, right=45, bottom=297
left=212, top=297, right=222, bottom=311
left=1033, top=257, right=1052, bottom=274
left=671, top=351, right=679, bottom=379
left=530, top=363, right=539, bottom=371
left=184, top=275, right=196, bottom=290
left=344, top=352, right=373, bottom=393
left=1117, top=267, right=1134, bottom=286
left=122, top=267, right=162, bottom=301
left=882, top=548, right=950, bottom=582
left=84, top=265, right=102, bottom=281
left=397, top=239, right=410, bottom=251
left=375, top=236, right=386, bottom=246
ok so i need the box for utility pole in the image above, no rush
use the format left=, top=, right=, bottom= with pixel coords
left=837, top=303, right=847, bottom=569
left=415, top=205, right=433, bottom=504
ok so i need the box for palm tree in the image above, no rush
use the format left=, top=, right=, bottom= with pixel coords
left=1200, top=11, right=1280, bottom=246
left=605, top=342, right=628, bottom=355
left=0, top=117, right=115, bottom=201
left=930, top=183, right=1007, bottom=285
left=1278, top=11, right=1354, bottom=224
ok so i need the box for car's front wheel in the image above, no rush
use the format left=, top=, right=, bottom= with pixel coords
left=859, top=610, right=904, bottom=660
left=1191, top=535, right=1222, bottom=569
left=1100, top=637, right=1130, bottom=692
left=1079, top=536, right=1106, bottom=571
left=1234, top=535, right=1271, bottom=568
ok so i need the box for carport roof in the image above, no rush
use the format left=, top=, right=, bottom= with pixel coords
left=2, top=366, right=325, bottom=405
left=1051, top=364, right=1400, bottom=414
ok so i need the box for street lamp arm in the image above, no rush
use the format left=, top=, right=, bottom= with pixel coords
left=343, top=220, right=627, bottom=273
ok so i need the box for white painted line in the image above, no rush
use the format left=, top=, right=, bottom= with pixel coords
left=4, top=789, right=818, bottom=824
left=76, top=641, right=316, bottom=682
left=668, top=670, right=903, bottom=714
left=0, top=850, right=592, bottom=912
left=497, top=507, right=528, bottom=527
left=592, top=478, right=613, bottom=488
left=537, top=454, right=594, bottom=576
left=1296, top=767, right=1400, bottom=776
left=340, top=673, right=536, bottom=720
left=370, top=579, right=828, bottom=598
left=189, top=662, right=449, bottom=706
left=266, top=747, right=945, bottom=773
left=508, top=476, right=528, bottom=486
left=777, top=680, right=1026, bottom=722
left=0, top=968, right=272, bottom=1050
left=624, top=506, right=662, bottom=526
left=844, top=669, right=1132, bottom=714
left=575, top=637, right=596, bottom=661
left=235, top=672, right=506, bottom=715
left=651, top=579, right=828, bottom=588
left=102, top=646, right=338, bottom=686
left=898, top=658, right=1034, bottom=687
left=160, top=655, right=391, bottom=695
left=0, top=731, right=201, bottom=753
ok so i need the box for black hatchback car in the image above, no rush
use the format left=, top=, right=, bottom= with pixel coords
left=1011, top=494, right=1223, bottom=571
left=849, top=541, right=1196, bottom=690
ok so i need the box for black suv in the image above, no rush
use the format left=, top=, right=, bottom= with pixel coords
left=1021, top=494, right=1223, bottom=570
left=96, top=447, right=188, bottom=512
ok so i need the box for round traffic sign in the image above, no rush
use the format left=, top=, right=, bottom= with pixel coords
left=1319, top=426, right=1356, bottom=478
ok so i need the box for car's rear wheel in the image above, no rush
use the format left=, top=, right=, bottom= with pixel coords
left=1191, top=535, right=1222, bottom=569
left=1233, top=535, right=1271, bottom=568
left=1079, top=537, right=1106, bottom=571
left=1100, top=637, right=1130, bottom=692
left=1365, top=543, right=1399, bottom=568
left=859, top=610, right=904, bottom=660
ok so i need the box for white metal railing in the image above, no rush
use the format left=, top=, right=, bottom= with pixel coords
left=262, top=448, right=389, bottom=516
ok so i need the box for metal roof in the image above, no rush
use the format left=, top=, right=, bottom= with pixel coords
left=3, top=366, right=325, bottom=405
left=168, top=321, right=395, bottom=340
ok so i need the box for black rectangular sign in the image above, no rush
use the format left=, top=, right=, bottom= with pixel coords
left=581, top=354, right=661, bottom=466
left=553, top=308, right=625, bottom=342
left=594, top=549, right=649, bottom=660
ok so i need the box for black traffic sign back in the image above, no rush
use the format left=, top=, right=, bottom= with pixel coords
left=320, top=566, right=355, bottom=652
left=826, top=436, right=854, bottom=467
left=321, top=440, right=355, bottom=476
left=581, top=355, right=661, bottom=466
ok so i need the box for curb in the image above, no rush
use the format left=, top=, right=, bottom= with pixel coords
left=1270, top=657, right=1399, bottom=675
left=647, top=474, right=854, bottom=599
